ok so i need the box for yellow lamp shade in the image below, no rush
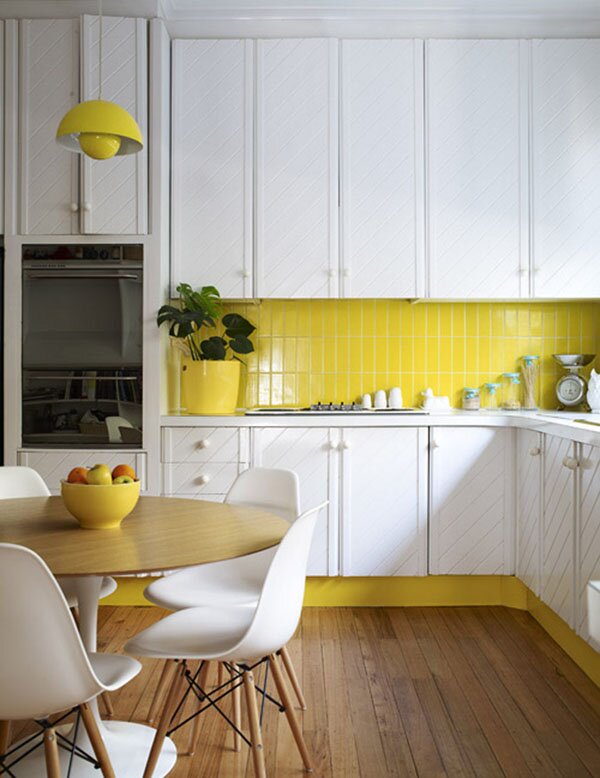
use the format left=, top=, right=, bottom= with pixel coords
left=56, top=99, right=143, bottom=159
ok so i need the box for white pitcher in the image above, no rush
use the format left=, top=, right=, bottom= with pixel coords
left=587, top=369, right=600, bottom=413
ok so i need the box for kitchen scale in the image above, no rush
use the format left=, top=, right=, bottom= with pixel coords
left=553, top=354, right=596, bottom=408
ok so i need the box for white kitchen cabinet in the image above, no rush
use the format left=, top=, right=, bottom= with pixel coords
left=426, top=40, right=527, bottom=299
left=17, top=449, right=146, bottom=493
left=577, top=443, right=600, bottom=645
left=429, top=427, right=513, bottom=574
left=19, top=16, right=147, bottom=236
left=340, top=40, right=423, bottom=298
left=171, top=39, right=252, bottom=297
left=516, top=429, right=543, bottom=595
left=255, top=39, right=338, bottom=298
left=340, top=428, right=428, bottom=576
left=531, top=40, right=600, bottom=298
left=252, top=427, right=339, bottom=576
left=541, top=435, right=576, bottom=627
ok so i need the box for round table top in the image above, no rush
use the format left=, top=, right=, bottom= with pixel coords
left=0, top=495, right=289, bottom=577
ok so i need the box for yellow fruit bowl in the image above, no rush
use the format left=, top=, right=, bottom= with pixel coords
left=61, top=479, right=141, bottom=530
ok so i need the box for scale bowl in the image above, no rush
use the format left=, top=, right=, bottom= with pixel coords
left=553, top=354, right=596, bottom=368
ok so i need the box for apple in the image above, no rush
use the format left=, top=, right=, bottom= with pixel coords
left=87, top=463, right=112, bottom=486
left=113, top=475, right=134, bottom=484
left=111, top=464, right=136, bottom=481
left=67, top=466, right=88, bottom=484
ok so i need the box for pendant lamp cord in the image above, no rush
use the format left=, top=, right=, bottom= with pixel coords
left=98, top=0, right=103, bottom=100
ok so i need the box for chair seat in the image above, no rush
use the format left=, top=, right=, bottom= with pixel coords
left=144, top=550, right=275, bottom=611
left=124, top=605, right=256, bottom=661
left=88, top=652, right=142, bottom=692
left=58, top=576, right=117, bottom=608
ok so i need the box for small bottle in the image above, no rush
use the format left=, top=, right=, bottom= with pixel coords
left=481, top=383, right=501, bottom=411
left=462, top=387, right=481, bottom=411
left=501, top=373, right=521, bottom=410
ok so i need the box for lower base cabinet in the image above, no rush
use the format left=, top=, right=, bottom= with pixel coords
left=517, top=429, right=543, bottom=595
left=578, top=442, right=600, bottom=646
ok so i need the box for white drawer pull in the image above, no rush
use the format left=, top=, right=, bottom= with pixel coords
left=70, top=202, right=79, bottom=213
left=528, top=447, right=541, bottom=456
left=341, top=440, right=351, bottom=450
left=83, top=202, right=91, bottom=212
left=431, top=440, right=440, bottom=449
left=197, top=439, right=211, bottom=449
left=562, top=456, right=579, bottom=470
left=242, top=270, right=251, bottom=279
left=326, top=441, right=338, bottom=451
left=342, top=268, right=351, bottom=278
left=196, top=474, right=210, bottom=485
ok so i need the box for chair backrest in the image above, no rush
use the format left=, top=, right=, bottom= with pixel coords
left=226, top=501, right=327, bottom=662
left=0, top=466, right=51, bottom=498
left=0, top=544, right=105, bottom=719
left=225, top=467, right=300, bottom=523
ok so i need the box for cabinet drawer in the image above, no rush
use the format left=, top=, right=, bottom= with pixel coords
left=162, top=427, right=248, bottom=463
left=163, top=462, right=242, bottom=497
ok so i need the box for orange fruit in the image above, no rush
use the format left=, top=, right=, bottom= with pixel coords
left=67, top=466, right=88, bottom=484
left=111, top=464, right=137, bottom=481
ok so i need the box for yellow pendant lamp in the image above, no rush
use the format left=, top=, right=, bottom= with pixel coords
left=56, top=1, right=143, bottom=160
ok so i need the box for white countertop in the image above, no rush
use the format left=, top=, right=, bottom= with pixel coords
left=161, top=409, right=600, bottom=447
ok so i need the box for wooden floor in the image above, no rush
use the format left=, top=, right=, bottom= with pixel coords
left=12, top=605, right=600, bottom=777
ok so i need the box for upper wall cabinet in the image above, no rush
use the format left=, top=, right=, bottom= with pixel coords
left=340, top=40, right=423, bottom=298
left=19, top=16, right=147, bottom=236
left=531, top=40, right=600, bottom=298
left=171, top=39, right=252, bottom=298
left=426, top=40, right=526, bottom=299
left=255, top=39, right=338, bottom=298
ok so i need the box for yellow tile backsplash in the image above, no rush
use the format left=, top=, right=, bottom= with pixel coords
left=169, top=300, right=600, bottom=411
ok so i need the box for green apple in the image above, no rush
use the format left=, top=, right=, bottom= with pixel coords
left=113, top=475, right=134, bottom=484
left=87, top=463, right=112, bottom=485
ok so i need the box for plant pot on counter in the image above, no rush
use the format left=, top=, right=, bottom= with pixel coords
left=180, top=358, right=241, bottom=414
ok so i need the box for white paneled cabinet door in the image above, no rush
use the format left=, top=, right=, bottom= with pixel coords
left=577, top=443, right=600, bottom=645
left=532, top=40, right=600, bottom=298
left=340, top=40, right=423, bottom=298
left=80, top=16, right=147, bottom=234
left=426, top=40, right=526, bottom=298
left=253, top=427, right=339, bottom=575
left=516, top=429, right=542, bottom=595
left=20, top=19, right=79, bottom=235
left=171, top=39, right=252, bottom=297
left=430, top=427, right=513, bottom=574
left=542, top=435, right=576, bottom=627
left=340, top=428, right=427, bottom=576
left=256, top=39, right=338, bottom=298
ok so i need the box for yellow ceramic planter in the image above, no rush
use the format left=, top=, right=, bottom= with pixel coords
left=61, top=479, right=141, bottom=529
left=181, top=359, right=241, bottom=414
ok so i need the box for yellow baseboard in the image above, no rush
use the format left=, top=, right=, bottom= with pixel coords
left=102, top=575, right=599, bottom=687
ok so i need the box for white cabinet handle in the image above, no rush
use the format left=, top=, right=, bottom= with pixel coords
left=241, top=270, right=251, bottom=279
left=327, top=269, right=336, bottom=278
left=326, top=441, right=338, bottom=451
left=196, top=439, right=211, bottom=449
left=528, top=447, right=541, bottom=456
left=341, top=440, right=351, bottom=450
left=196, top=474, right=210, bottom=485
left=562, top=456, right=579, bottom=470
left=519, top=268, right=528, bottom=276
left=70, top=203, right=79, bottom=213
left=342, top=268, right=351, bottom=278
left=431, top=440, right=440, bottom=449
left=82, top=202, right=91, bottom=212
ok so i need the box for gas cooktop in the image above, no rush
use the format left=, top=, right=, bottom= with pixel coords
left=245, top=403, right=428, bottom=415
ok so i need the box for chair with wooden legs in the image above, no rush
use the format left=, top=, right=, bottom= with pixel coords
left=0, top=543, right=141, bottom=777
left=125, top=502, right=327, bottom=778
left=144, top=468, right=309, bottom=718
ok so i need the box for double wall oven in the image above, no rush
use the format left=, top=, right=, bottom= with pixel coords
left=22, top=244, right=143, bottom=448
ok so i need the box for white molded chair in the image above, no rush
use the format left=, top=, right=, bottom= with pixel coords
left=125, top=501, right=326, bottom=778
left=0, top=543, right=141, bottom=777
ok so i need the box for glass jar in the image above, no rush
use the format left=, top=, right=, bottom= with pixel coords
left=521, top=355, right=540, bottom=410
left=501, top=372, right=521, bottom=409
left=462, top=387, right=481, bottom=410
left=481, top=382, right=501, bottom=410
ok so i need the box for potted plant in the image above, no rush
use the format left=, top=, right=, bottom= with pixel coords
left=157, top=284, right=255, bottom=414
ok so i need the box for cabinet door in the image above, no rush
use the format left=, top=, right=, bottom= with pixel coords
left=20, top=19, right=79, bottom=235
left=253, top=427, right=339, bottom=575
left=80, top=15, right=147, bottom=235
left=340, top=40, right=423, bottom=298
left=255, top=39, right=338, bottom=298
left=340, top=428, right=427, bottom=576
left=426, top=40, right=526, bottom=298
left=171, top=40, right=252, bottom=297
left=532, top=40, right=600, bottom=298
left=430, top=427, right=513, bottom=574
left=516, top=429, right=542, bottom=595
left=578, top=443, right=600, bottom=645
left=542, top=435, right=576, bottom=627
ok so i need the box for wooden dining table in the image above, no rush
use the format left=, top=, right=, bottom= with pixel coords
left=0, top=495, right=289, bottom=778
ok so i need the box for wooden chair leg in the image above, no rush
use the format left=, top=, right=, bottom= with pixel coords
left=242, top=670, right=266, bottom=778
left=43, top=728, right=62, bottom=778
left=185, top=661, right=211, bottom=756
left=71, top=607, right=81, bottom=629
left=269, top=654, right=313, bottom=772
left=147, top=660, right=176, bottom=724
left=100, top=692, right=114, bottom=718
left=143, top=661, right=186, bottom=778
left=279, top=645, right=306, bottom=710
left=0, top=720, right=11, bottom=755
left=231, top=664, right=242, bottom=752
left=80, top=703, right=115, bottom=778
left=217, top=662, right=224, bottom=687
